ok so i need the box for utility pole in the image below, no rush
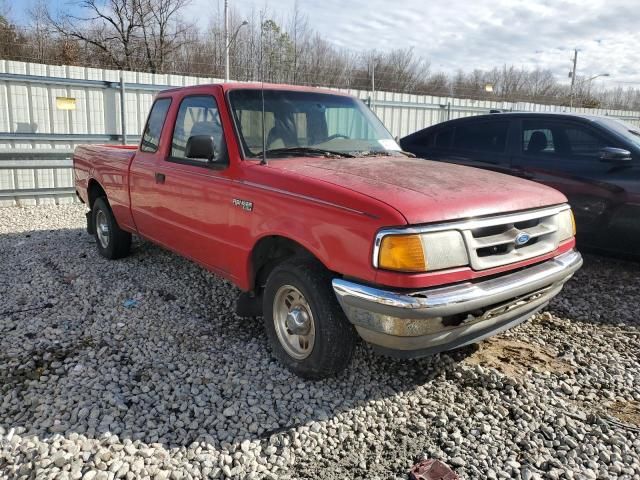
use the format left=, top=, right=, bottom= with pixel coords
left=569, top=49, right=578, bottom=108
left=370, top=56, right=376, bottom=110
left=224, top=0, right=229, bottom=82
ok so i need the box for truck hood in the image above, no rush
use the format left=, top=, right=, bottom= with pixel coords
left=268, top=156, right=567, bottom=224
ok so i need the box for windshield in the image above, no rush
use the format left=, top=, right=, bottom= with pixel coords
left=228, top=89, right=401, bottom=158
left=598, top=117, right=640, bottom=148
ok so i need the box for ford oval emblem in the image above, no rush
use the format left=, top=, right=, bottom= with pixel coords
left=515, top=232, right=531, bottom=246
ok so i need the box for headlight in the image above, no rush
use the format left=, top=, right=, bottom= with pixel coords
left=376, top=230, right=469, bottom=272
left=556, top=209, right=576, bottom=241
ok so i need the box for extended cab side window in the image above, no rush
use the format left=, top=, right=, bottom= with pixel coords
left=453, top=121, right=508, bottom=153
left=140, top=98, right=171, bottom=153
left=170, top=95, right=226, bottom=165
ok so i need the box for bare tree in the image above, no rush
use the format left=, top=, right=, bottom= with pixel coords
left=26, top=0, right=53, bottom=63
left=135, top=0, right=192, bottom=73
left=47, top=0, right=192, bottom=71
left=5, top=1, right=640, bottom=110
left=49, top=0, right=142, bottom=69
left=0, top=6, right=28, bottom=62
left=288, top=2, right=310, bottom=84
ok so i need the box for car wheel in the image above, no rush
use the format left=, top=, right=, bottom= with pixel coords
left=263, top=258, right=358, bottom=379
left=92, top=197, right=131, bottom=260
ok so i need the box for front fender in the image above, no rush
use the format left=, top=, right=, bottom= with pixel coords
left=239, top=207, right=384, bottom=291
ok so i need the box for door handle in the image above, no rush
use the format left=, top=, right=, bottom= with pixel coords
left=155, top=172, right=166, bottom=184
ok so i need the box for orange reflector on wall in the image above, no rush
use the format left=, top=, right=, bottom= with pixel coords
left=56, top=97, right=77, bottom=110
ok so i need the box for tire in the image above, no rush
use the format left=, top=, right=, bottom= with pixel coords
left=92, top=197, right=131, bottom=260
left=263, top=258, right=357, bottom=379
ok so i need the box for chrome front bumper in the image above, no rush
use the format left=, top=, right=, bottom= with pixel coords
left=333, top=250, right=583, bottom=358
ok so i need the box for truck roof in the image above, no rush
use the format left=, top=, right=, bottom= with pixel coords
left=158, top=82, right=350, bottom=97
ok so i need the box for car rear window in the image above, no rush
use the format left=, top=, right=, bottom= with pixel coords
left=453, top=121, right=508, bottom=153
left=434, top=128, right=454, bottom=148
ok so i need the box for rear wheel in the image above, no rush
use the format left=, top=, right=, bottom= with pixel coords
left=263, top=258, right=357, bottom=379
left=92, top=197, right=131, bottom=260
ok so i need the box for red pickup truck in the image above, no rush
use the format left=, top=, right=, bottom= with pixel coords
left=74, top=83, right=582, bottom=379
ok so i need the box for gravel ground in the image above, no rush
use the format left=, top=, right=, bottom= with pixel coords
left=0, top=204, right=639, bottom=480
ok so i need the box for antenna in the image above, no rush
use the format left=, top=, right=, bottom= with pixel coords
left=259, top=15, right=268, bottom=165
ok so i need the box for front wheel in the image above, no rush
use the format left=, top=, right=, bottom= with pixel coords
left=92, top=197, right=131, bottom=260
left=263, top=258, right=357, bottom=379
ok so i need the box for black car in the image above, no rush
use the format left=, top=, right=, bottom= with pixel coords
left=400, top=112, right=640, bottom=257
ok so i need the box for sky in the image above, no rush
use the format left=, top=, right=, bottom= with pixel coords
left=7, top=0, right=640, bottom=88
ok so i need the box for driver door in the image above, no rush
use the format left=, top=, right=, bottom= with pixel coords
left=150, top=91, right=234, bottom=274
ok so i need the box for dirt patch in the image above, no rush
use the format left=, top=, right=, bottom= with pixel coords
left=464, top=338, right=574, bottom=378
left=606, top=400, right=640, bottom=426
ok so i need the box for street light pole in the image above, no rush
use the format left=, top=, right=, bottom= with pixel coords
left=582, top=73, right=610, bottom=84
left=571, top=73, right=610, bottom=108
left=223, top=1, right=247, bottom=83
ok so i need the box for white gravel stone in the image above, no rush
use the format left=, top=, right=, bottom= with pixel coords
left=0, top=205, right=638, bottom=479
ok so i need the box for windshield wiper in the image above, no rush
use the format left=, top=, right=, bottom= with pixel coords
left=354, top=150, right=416, bottom=158
left=254, top=147, right=355, bottom=158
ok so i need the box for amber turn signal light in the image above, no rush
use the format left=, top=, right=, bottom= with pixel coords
left=378, top=234, right=427, bottom=272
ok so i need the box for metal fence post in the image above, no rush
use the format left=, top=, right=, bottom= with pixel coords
left=120, top=72, right=127, bottom=145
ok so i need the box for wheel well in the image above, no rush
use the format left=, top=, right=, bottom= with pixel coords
left=87, top=180, right=106, bottom=209
left=250, top=236, right=319, bottom=291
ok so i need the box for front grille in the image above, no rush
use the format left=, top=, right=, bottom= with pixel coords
left=462, top=209, right=562, bottom=270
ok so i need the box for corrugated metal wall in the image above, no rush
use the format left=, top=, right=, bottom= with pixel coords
left=1, top=60, right=639, bottom=206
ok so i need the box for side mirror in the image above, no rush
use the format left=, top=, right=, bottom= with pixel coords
left=599, top=147, right=632, bottom=163
left=186, top=135, right=216, bottom=162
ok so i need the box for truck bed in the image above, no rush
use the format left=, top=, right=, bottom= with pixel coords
left=74, top=144, right=138, bottom=230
